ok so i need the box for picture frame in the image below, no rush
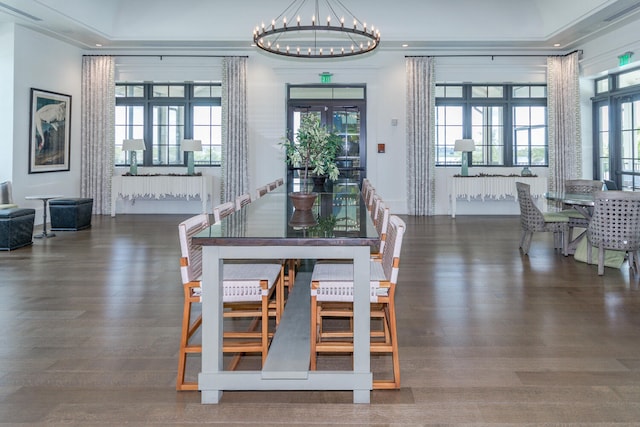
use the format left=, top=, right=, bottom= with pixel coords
left=28, top=88, right=72, bottom=173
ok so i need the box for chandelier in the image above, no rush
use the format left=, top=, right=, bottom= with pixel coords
left=252, top=0, right=381, bottom=59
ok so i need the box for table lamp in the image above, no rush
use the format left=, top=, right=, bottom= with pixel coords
left=122, top=139, right=145, bottom=175
left=454, top=139, right=475, bottom=176
left=181, top=139, right=202, bottom=175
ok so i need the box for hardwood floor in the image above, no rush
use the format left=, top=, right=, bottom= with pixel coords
left=2, top=214, right=640, bottom=425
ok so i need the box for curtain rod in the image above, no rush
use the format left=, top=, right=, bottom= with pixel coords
left=82, top=54, right=248, bottom=59
left=405, top=49, right=583, bottom=59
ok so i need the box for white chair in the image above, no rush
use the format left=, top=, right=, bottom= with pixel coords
left=176, top=213, right=284, bottom=390
left=371, top=197, right=389, bottom=260
left=255, top=185, right=269, bottom=199
left=235, top=193, right=252, bottom=211
left=310, top=215, right=406, bottom=389
left=213, top=201, right=235, bottom=223
left=361, top=179, right=375, bottom=212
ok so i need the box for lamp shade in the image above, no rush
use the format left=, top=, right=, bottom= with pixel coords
left=122, top=139, right=145, bottom=151
left=181, top=139, right=202, bottom=152
left=454, top=139, right=475, bottom=152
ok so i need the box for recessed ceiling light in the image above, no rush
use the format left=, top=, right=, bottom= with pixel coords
left=553, top=43, right=561, bottom=47
left=95, top=43, right=102, bottom=47
left=402, top=44, right=409, bottom=48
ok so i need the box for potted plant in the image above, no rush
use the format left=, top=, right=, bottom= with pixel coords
left=282, top=114, right=341, bottom=209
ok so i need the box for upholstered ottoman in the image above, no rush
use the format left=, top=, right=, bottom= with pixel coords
left=49, top=198, right=93, bottom=231
left=0, top=208, right=36, bottom=250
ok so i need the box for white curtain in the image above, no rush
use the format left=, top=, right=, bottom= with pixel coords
left=81, top=56, right=115, bottom=214
left=547, top=51, right=581, bottom=193
left=221, top=57, right=249, bottom=204
left=406, top=57, right=436, bottom=215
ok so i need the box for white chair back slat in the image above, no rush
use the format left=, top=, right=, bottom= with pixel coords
left=235, top=193, right=252, bottom=211
left=213, top=201, right=235, bottom=223
left=178, top=213, right=210, bottom=285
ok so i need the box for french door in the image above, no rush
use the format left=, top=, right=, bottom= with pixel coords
left=286, top=85, right=367, bottom=187
left=597, top=95, right=640, bottom=190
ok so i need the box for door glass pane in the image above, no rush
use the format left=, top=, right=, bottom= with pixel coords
left=332, top=109, right=360, bottom=169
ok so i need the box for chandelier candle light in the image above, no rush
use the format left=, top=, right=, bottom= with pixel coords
left=122, top=139, right=145, bottom=175
left=454, top=139, right=475, bottom=177
left=181, top=139, right=202, bottom=175
left=253, top=0, right=380, bottom=59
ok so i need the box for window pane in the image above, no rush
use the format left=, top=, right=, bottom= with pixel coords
left=171, top=85, right=185, bottom=97
left=471, top=105, right=504, bottom=165
left=436, top=106, right=463, bottom=164
left=153, top=105, right=184, bottom=165
left=513, top=106, right=547, bottom=166
left=596, top=78, right=609, bottom=94
left=530, top=86, right=546, bottom=98
left=471, top=86, right=503, bottom=98
left=513, top=86, right=529, bottom=98
left=435, top=86, right=445, bottom=98
left=471, top=86, right=488, bottom=98
left=153, top=85, right=169, bottom=97
left=193, top=105, right=222, bottom=165
left=114, top=105, right=144, bottom=165
left=619, top=69, right=640, bottom=89
left=446, top=86, right=463, bottom=98
left=487, top=86, right=503, bottom=98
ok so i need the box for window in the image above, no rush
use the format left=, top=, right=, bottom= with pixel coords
left=592, top=66, right=640, bottom=190
left=115, top=82, right=221, bottom=167
left=436, top=84, right=547, bottom=167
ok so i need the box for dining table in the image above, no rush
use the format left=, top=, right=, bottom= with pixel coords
left=192, top=181, right=379, bottom=404
left=545, top=191, right=595, bottom=254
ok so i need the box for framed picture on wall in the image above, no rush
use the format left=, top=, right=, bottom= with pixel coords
left=28, top=88, right=72, bottom=173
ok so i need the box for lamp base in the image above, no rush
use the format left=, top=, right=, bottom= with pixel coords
left=460, top=152, right=469, bottom=176
left=129, top=151, right=138, bottom=175
left=187, top=152, right=195, bottom=175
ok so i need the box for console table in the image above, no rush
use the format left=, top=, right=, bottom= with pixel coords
left=450, top=175, right=547, bottom=218
left=111, top=175, right=211, bottom=217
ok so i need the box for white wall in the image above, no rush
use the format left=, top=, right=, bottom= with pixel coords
left=8, top=26, right=82, bottom=224
left=0, top=24, right=15, bottom=183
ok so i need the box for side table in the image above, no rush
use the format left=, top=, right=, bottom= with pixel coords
left=25, top=195, right=63, bottom=238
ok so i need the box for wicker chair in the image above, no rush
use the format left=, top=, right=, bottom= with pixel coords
left=176, top=213, right=284, bottom=390
left=587, top=191, right=640, bottom=275
left=516, top=182, right=569, bottom=256
left=561, top=179, right=603, bottom=242
left=310, top=215, right=406, bottom=389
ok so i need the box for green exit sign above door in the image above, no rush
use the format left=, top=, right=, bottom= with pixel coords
left=619, top=51, right=634, bottom=67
